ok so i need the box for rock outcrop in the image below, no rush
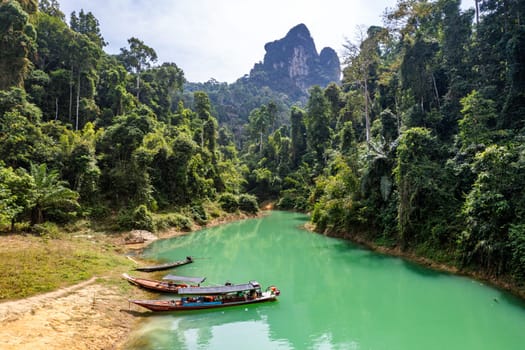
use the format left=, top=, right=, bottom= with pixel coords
left=248, top=23, right=341, bottom=98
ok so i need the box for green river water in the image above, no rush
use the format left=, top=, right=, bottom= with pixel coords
left=123, top=211, right=525, bottom=349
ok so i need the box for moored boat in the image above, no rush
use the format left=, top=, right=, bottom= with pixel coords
left=134, top=256, right=193, bottom=272
left=129, top=281, right=280, bottom=312
left=122, top=273, right=206, bottom=293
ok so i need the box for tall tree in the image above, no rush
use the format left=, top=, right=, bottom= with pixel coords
left=343, top=26, right=386, bottom=144
left=70, top=9, right=106, bottom=47
left=119, top=37, right=158, bottom=100
left=305, top=86, right=331, bottom=167
left=248, top=106, right=270, bottom=154
left=290, top=107, right=307, bottom=168
left=69, top=32, right=102, bottom=130
left=38, top=0, right=64, bottom=20
left=394, top=127, right=452, bottom=248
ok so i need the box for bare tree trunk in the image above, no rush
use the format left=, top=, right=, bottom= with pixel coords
left=395, top=95, right=401, bottom=133
left=364, top=78, right=370, bottom=143
left=69, top=65, right=73, bottom=122
left=55, top=97, right=59, bottom=121
left=432, top=73, right=440, bottom=109
left=30, top=206, right=43, bottom=227
left=475, top=0, right=480, bottom=25
left=76, top=69, right=80, bottom=131
left=136, top=72, right=140, bottom=100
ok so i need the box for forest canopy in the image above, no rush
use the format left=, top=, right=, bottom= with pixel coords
left=0, top=0, right=524, bottom=287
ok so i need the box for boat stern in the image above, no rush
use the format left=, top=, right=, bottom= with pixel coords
left=266, top=285, right=280, bottom=296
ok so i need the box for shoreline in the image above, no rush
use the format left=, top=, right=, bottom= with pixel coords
left=0, top=211, right=262, bottom=350
left=304, top=223, right=525, bottom=302
left=2, top=210, right=523, bottom=349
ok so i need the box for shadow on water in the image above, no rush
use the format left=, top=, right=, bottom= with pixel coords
left=401, top=259, right=447, bottom=278
left=328, top=235, right=448, bottom=279
left=495, top=288, right=525, bottom=309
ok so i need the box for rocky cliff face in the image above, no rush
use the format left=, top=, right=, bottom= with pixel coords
left=248, top=24, right=341, bottom=98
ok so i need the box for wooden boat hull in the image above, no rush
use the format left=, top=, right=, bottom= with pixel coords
left=134, top=256, right=193, bottom=272
left=122, top=273, right=186, bottom=293
left=129, top=293, right=278, bottom=312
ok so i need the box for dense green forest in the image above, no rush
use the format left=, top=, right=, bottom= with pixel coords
left=1, top=0, right=524, bottom=288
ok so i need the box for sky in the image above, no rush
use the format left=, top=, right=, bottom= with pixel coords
left=57, top=0, right=470, bottom=83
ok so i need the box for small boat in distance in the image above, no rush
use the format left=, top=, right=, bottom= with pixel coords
left=129, top=281, right=280, bottom=312
left=122, top=273, right=206, bottom=293
left=134, top=256, right=193, bottom=272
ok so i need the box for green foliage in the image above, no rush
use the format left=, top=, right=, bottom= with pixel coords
left=459, top=144, right=525, bottom=276
left=28, top=162, right=80, bottom=226
left=0, top=163, right=32, bottom=229
left=0, top=0, right=36, bottom=89
left=309, top=154, right=360, bottom=234
left=458, top=90, right=496, bottom=148
left=31, top=221, right=61, bottom=238
left=154, top=213, right=192, bottom=231
left=305, top=86, right=331, bottom=167
left=394, top=128, right=455, bottom=247
left=238, top=194, right=259, bottom=214
left=508, top=224, right=525, bottom=282
left=219, top=193, right=239, bottom=213
left=0, top=0, right=524, bottom=290
left=118, top=37, right=157, bottom=99
left=190, top=203, right=208, bottom=225
left=132, top=204, right=154, bottom=231
left=117, top=204, right=154, bottom=231
left=70, top=9, right=106, bottom=48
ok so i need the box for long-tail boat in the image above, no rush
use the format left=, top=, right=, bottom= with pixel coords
left=134, top=256, right=193, bottom=272
left=129, top=281, right=280, bottom=311
left=122, top=273, right=206, bottom=293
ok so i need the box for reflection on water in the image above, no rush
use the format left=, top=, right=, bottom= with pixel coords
left=126, top=307, right=292, bottom=349
left=123, top=211, right=525, bottom=350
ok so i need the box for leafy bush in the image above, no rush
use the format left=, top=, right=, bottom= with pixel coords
left=191, top=204, right=208, bottom=225
left=45, top=207, right=78, bottom=224
left=311, top=203, right=328, bottom=233
left=116, top=209, right=133, bottom=230
left=132, top=205, right=154, bottom=231
left=32, top=222, right=62, bottom=238
left=86, top=204, right=110, bottom=219
left=277, top=189, right=308, bottom=211
left=509, top=224, right=525, bottom=282
left=117, top=205, right=154, bottom=231
left=155, top=213, right=192, bottom=231
left=238, top=194, right=259, bottom=214
left=219, top=193, right=239, bottom=212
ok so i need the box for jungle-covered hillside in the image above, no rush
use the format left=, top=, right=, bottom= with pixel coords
left=1, top=0, right=524, bottom=290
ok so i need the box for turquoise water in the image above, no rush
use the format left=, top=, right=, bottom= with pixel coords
left=123, top=211, right=525, bottom=349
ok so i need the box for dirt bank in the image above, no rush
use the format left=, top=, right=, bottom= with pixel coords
left=0, top=277, right=141, bottom=350
left=0, top=212, right=261, bottom=349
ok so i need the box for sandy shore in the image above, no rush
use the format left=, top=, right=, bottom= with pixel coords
left=0, top=277, right=139, bottom=350
left=0, top=212, right=259, bottom=349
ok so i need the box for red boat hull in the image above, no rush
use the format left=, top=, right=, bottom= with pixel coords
left=129, top=294, right=277, bottom=312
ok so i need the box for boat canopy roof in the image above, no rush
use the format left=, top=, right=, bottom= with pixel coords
left=177, top=281, right=261, bottom=295
left=162, top=275, right=206, bottom=284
